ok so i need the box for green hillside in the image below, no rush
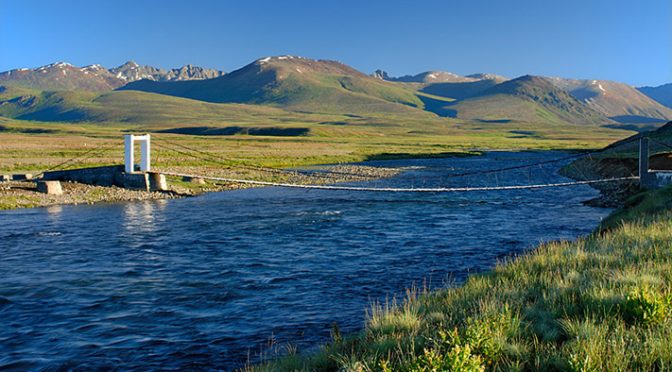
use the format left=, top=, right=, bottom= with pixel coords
left=0, top=83, right=447, bottom=134
left=0, top=85, right=100, bottom=121
left=441, top=76, right=612, bottom=125
left=120, top=56, right=425, bottom=115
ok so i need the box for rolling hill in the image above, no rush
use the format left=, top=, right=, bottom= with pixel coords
left=0, top=61, right=224, bottom=92
left=119, top=56, right=427, bottom=115
left=548, top=78, right=672, bottom=123
left=638, top=83, right=672, bottom=110
left=0, top=84, right=324, bottom=125
left=440, top=75, right=611, bottom=125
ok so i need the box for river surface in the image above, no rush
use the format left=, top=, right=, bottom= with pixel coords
left=0, top=152, right=610, bottom=370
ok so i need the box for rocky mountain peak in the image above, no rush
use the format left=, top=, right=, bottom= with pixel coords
left=372, top=69, right=390, bottom=80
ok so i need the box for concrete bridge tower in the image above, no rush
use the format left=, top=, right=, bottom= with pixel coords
left=124, top=134, right=151, bottom=173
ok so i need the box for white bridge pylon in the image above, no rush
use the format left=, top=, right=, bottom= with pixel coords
left=124, top=134, right=151, bottom=173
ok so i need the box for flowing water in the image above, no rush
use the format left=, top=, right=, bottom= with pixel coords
left=0, top=152, right=610, bottom=370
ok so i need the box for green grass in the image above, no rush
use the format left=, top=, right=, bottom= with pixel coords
left=0, top=121, right=630, bottom=174
left=255, top=186, right=672, bottom=371
left=600, top=185, right=672, bottom=230
left=0, top=194, right=42, bottom=210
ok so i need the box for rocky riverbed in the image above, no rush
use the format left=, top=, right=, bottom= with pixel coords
left=0, top=181, right=179, bottom=210
left=561, top=157, right=639, bottom=207
left=0, top=164, right=402, bottom=210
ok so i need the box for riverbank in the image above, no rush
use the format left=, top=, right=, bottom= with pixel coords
left=560, top=121, right=672, bottom=208
left=256, top=185, right=672, bottom=371
left=0, top=164, right=402, bottom=210
left=0, top=180, right=180, bottom=210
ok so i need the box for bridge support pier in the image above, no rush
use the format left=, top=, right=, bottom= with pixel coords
left=36, top=180, right=63, bottom=195
left=639, top=136, right=672, bottom=189
left=149, top=172, right=168, bottom=191
left=639, top=137, right=649, bottom=189
left=639, top=137, right=658, bottom=189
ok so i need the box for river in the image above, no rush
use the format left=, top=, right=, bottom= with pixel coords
left=0, top=151, right=611, bottom=370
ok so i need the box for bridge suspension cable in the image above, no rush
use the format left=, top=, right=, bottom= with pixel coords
left=31, top=142, right=119, bottom=180
left=31, top=132, right=647, bottom=193
left=160, top=171, right=638, bottom=193
left=154, top=134, right=643, bottom=182
left=151, top=133, right=644, bottom=192
left=153, top=137, right=372, bottom=180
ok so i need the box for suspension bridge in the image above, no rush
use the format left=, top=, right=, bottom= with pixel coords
left=17, top=132, right=672, bottom=195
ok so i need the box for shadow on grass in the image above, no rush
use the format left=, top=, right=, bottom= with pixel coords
left=416, top=94, right=457, bottom=117
left=157, top=126, right=310, bottom=136
left=364, top=151, right=478, bottom=161
left=0, top=125, right=59, bottom=134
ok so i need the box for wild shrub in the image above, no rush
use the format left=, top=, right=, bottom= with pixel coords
left=404, top=315, right=504, bottom=371
left=622, top=287, right=671, bottom=325
left=409, top=343, right=484, bottom=372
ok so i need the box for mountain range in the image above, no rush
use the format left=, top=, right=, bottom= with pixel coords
left=371, top=68, right=672, bottom=124
left=0, top=55, right=670, bottom=128
left=0, top=61, right=224, bottom=92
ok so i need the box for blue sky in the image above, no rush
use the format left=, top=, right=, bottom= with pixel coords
left=1, top=0, right=670, bottom=86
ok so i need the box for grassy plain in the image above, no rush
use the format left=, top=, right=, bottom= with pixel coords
left=0, top=112, right=632, bottom=174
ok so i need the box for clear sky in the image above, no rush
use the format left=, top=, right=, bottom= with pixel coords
left=1, top=0, right=670, bottom=86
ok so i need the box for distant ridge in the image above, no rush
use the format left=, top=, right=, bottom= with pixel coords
left=548, top=77, right=672, bottom=123
left=371, top=70, right=507, bottom=84
left=465, top=73, right=508, bottom=82
left=110, top=61, right=224, bottom=82
left=0, top=61, right=224, bottom=91
left=638, top=83, right=672, bottom=110
left=379, top=70, right=475, bottom=83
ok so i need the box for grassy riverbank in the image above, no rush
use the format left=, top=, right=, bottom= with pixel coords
left=258, top=186, right=672, bottom=371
